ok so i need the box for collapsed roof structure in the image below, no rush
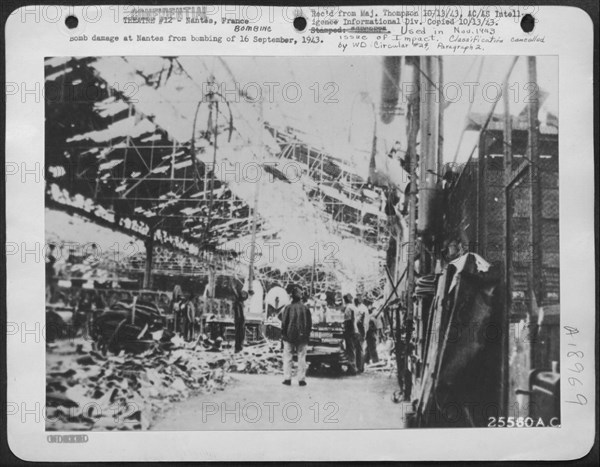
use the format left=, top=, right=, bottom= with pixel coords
left=45, top=56, right=391, bottom=297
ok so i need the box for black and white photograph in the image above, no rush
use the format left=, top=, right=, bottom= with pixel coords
left=5, top=2, right=597, bottom=462
left=43, top=54, right=561, bottom=431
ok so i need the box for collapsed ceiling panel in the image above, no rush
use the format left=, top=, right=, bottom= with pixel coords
left=45, top=56, right=390, bottom=291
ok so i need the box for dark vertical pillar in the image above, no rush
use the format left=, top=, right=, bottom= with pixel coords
left=528, top=56, right=543, bottom=313
left=436, top=56, right=445, bottom=273
left=501, top=78, right=514, bottom=418
left=417, top=56, right=440, bottom=238
left=503, top=80, right=514, bottom=297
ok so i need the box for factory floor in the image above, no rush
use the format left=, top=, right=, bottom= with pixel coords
left=151, top=371, right=410, bottom=430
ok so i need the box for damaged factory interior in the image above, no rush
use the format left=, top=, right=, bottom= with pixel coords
left=44, top=55, right=559, bottom=430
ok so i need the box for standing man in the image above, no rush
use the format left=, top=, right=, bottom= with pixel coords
left=354, top=295, right=368, bottom=373
left=194, top=295, right=204, bottom=338
left=281, top=284, right=312, bottom=386
left=46, top=243, right=58, bottom=303
left=182, top=295, right=197, bottom=342
left=233, top=289, right=248, bottom=353
left=343, top=293, right=358, bottom=375
left=376, top=308, right=386, bottom=342
left=175, top=295, right=187, bottom=336
left=364, top=307, right=380, bottom=364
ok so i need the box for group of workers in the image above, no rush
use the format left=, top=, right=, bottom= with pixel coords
left=278, top=284, right=388, bottom=385
left=342, top=293, right=382, bottom=375
left=57, top=272, right=386, bottom=388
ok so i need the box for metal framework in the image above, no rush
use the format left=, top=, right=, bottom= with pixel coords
left=45, top=56, right=388, bottom=293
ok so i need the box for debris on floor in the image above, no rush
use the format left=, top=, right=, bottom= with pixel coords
left=46, top=338, right=231, bottom=431
left=227, top=341, right=283, bottom=375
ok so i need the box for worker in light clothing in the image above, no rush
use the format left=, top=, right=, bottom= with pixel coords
left=182, top=295, right=197, bottom=342
left=354, top=295, right=368, bottom=373
left=343, top=294, right=358, bottom=375
left=281, top=285, right=312, bottom=386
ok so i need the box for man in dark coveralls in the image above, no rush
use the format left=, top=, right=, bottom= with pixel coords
left=281, top=284, right=312, bottom=386
left=233, top=289, right=248, bottom=353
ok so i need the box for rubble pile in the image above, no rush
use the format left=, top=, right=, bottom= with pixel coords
left=228, top=341, right=283, bottom=375
left=364, top=359, right=397, bottom=374
left=363, top=339, right=397, bottom=375
left=46, top=339, right=230, bottom=431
